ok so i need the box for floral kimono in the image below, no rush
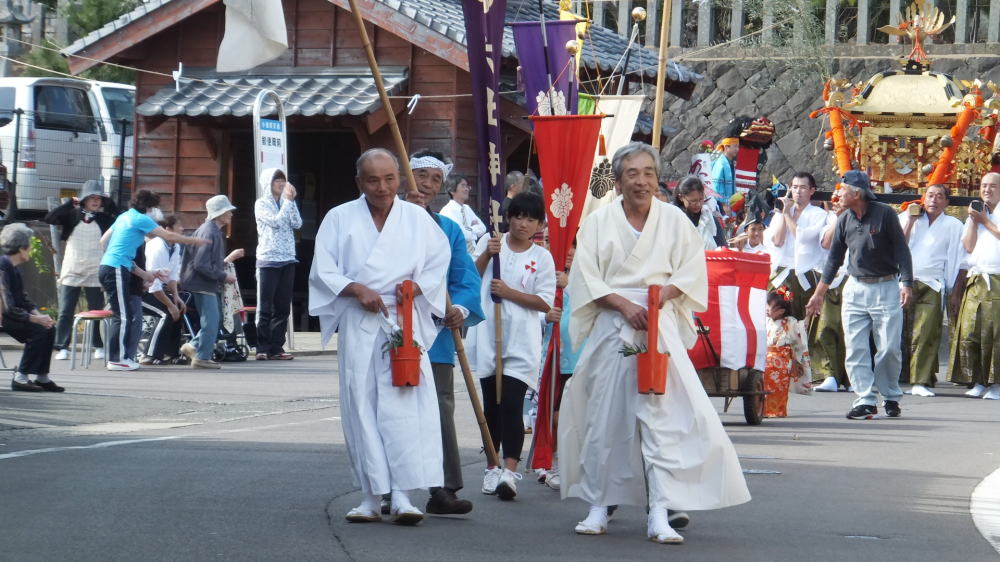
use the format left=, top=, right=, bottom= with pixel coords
left=765, top=316, right=812, bottom=417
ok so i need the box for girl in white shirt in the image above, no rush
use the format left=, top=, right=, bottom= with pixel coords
left=472, top=192, right=556, bottom=502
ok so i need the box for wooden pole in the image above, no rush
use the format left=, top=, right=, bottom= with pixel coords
left=651, top=0, right=672, bottom=149
left=495, top=303, right=503, bottom=405
left=347, top=0, right=419, bottom=195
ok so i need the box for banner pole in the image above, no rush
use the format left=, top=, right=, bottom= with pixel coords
left=651, top=0, right=672, bottom=149
left=346, top=0, right=419, bottom=196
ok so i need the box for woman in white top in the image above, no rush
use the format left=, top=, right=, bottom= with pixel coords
left=140, top=215, right=187, bottom=364
left=440, top=175, right=488, bottom=253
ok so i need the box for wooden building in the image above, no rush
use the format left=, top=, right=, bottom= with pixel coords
left=63, top=0, right=697, bottom=327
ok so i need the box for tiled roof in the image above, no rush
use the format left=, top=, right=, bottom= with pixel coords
left=63, top=0, right=700, bottom=85
left=135, top=67, right=408, bottom=117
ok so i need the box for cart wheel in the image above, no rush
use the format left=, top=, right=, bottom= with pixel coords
left=742, top=370, right=765, bottom=426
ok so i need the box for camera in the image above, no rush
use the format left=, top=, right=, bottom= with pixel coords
left=971, top=200, right=985, bottom=213
left=908, top=204, right=924, bottom=216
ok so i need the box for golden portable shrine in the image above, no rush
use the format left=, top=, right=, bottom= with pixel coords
left=812, top=1, right=1000, bottom=200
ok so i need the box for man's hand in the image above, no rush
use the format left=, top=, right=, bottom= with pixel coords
left=618, top=299, right=647, bottom=331
left=394, top=282, right=423, bottom=304
left=780, top=197, right=795, bottom=217
left=948, top=291, right=961, bottom=318
left=805, top=293, right=824, bottom=317
left=545, top=306, right=561, bottom=324
left=167, top=303, right=181, bottom=321
left=29, top=313, right=54, bottom=329
left=225, top=249, right=245, bottom=263
left=969, top=206, right=987, bottom=225
left=154, top=269, right=170, bottom=281
left=900, top=286, right=912, bottom=308
left=490, top=279, right=510, bottom=300
left=485, top=237, right=502, bottom=257
left=284, top=182, right=297, bottom=200
left=174, top=296, right=187, bottom=314
left=658, top=284, right=682, bottom=307
left=443, top=306, right=464, bottom=330
left=351, top=283, right=388, bottom=316
left=555, top=271, right=569, bottom=289
left=225, top=273, right=237, bottom=284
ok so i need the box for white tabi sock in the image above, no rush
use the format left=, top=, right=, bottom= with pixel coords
left=13, top=372, right=29, bottom=384
left=358, top=493, right=381, bottom=513
left=391, top=489, right=414, bottom=511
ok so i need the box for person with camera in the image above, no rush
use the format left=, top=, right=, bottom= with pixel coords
left=898, top=185, right=964, bottom=397
left=45, top=180, right=119, bottom=361
left=805, top=171, right=912, bottom=420
left=765, top=172, right=829, bottom=320
left=950, top=172, right=1000, bottom=399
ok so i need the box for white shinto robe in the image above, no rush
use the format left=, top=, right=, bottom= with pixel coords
left=560, top=197, right=751, bottom=510
left=308, top=196, right=450, bottom=495
left=470, top=233, right=556, bottom=389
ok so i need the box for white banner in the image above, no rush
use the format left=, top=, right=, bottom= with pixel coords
left=217, top=0, right=288, bottom=72
left=581, top=95, right=643, bottom=218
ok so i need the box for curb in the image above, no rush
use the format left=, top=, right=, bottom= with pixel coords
left=0, top=344, right=336, bottom=357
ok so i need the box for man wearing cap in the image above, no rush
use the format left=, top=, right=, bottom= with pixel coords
left=765, top=172, right=829, bottom=320
left=898, top=184, right=964, bottom=398
left=806, top=171, right=913, bottom=420
left=180, top=195, right=238, bottom=369
left=45, top=180, right=119, bottom=361
left=1, top=223, right=60, bottom=392
left=407, top=149, right=485, bottom=515
left=950, top=172, right=1000, bottom=399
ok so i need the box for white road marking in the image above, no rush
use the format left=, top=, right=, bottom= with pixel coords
left=971, top=465, right=1000, bottom=555
left=0, top=416, right=340, bottom=462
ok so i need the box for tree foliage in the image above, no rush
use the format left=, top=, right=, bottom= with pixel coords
left=19, top=0, right=141, bottom=83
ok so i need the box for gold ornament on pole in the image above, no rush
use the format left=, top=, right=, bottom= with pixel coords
left=631, top=7, right=647, bottom=22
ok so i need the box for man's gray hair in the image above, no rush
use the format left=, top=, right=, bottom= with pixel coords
left=0, top=223, right=34, bottom=254
left=355, top=148, right=400, bottom=178
left=505, top=170, right=524, bottom=189
left=612, top=142, right=661, bottom=181
left=842, top=183, right=865, bottom=197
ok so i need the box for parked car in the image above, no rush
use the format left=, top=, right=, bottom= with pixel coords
left=0, top=77, right=134, bottom=214
left=91, top=81, right=135, bottom=200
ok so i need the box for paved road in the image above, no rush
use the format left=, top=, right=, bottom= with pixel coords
left=1, top=352, right=998, bottom=561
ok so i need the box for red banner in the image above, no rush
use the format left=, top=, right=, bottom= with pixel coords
left=529, top=114, right=601, bottom=470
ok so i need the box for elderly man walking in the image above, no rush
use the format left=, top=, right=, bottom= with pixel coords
left=254, top=167, right=301, bottom=361
left=560, top=142, right=750, bottom=544
left=950, top=172, right=1000, bottom=399
left=309, top=148, right=450, bottom=525
left=806, top=171, right=913, bottom=420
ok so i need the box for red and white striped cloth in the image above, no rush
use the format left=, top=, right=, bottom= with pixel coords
left=688, top=249, right=770, bottom=371
left=734, top=148, right=760, bottom=193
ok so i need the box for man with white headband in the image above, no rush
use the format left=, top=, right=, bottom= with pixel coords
left=406, top=149, right=485, bottom=515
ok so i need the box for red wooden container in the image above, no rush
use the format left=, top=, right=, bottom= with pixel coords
left=390, top=280, right=421, bottom=387
left=636, top=285, right=669, bottom=395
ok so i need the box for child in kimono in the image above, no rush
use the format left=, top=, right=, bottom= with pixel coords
left=765, top=288, right=812, bottom=417
left=473, top=192, right=556, bottom=501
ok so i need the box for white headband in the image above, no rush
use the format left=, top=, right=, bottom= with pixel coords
left=409, top=156, right=453, bottom=179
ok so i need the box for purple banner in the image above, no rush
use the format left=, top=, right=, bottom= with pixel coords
left=460, top=0, right=507, bottom=236
left=512, top=20, right=579, bottom=116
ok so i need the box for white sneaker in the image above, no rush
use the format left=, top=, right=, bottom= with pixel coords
left=984, top=384, right=1000, bottom=400
left=106, top=361, right=137, bottom=372
left=535, top=468, right=548, bottom=483
left=482, top=467, right=502, bottom=495
left=647, top=507, right=683, bottom=544
left=180, top=343, right=197, bottom=361
left=575, top=505, right=608, bottom=535
left=54, top=349, right=69, bottom=360
left=910, top=384, right=935, bottom=397
left=93, top=348, right=105, bottom=360
left=545, top=465, right=560, bottom=490
left=125, top=359, right=140, bottom=370
left=495, top=468, right=522, bottom=500
left=814, top=376, right=838, bottom=392
left=966, top=384, right=987, bottom=397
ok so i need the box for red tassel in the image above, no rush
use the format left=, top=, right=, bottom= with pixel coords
left=598, top=134, right=606, bottom=156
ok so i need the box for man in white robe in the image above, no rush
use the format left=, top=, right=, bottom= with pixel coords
left=308, top=148, right=450, bottom=525
left=898, top=184, right=965, bottom=397
left=560, top=142, right=751, bottom=545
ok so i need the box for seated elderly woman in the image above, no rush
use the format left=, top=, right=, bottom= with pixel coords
left=0, top=223, right=60, bottom=392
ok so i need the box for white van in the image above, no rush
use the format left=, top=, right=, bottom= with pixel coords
left=90, top=81, right=135, bottom=198
left=0, top=77, right=134, bottom=213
